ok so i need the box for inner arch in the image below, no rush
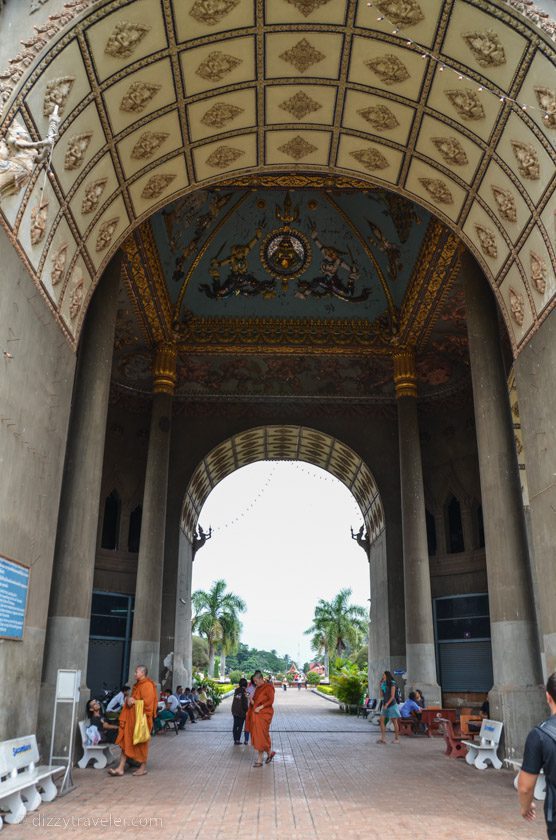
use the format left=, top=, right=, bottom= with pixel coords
left=180, top=425, right=384, bottom=544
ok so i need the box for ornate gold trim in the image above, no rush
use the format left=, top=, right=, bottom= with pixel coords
left=393, top=348, right=417, bottom=399
left=212, top=174, right=376, bottom=191
left=176, top=314, right=392, bottom=355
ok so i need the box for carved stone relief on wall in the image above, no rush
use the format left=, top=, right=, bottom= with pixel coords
left=81, top=178, right=108, bottom=214
left=195, top=51, right=242, bottom=82
left=284, top=0, right=332, bottom=14
left=374, top=0, right=424, bottom=27
left=43, top=76, right=75, bottom=116
left=278, top=136, right=318, bottom=160
left=64, top=132, right=92, bottom=170
left=534, top=87, right=556, bottom=129
left=141, top=173, right=176, bottom=199
left=530, top=251, right=547, bottom=294
left=131, top=131, right=169, bottom=160
left=509, top=287, right=525, bottom=325
left=432, top=136, right=468, bottom=165
left=189, top=0, right=240, bottom=26
left=96, top=217, right=119, bottom=252
left=200, top=102, right=244, bottom=128
left=357, top=104, right=399, bottom=131
left=280, top=91, right=322, bottom=120
left=120, top=81, right=161, bottom=113
left=51, top=242, right=68, bottom=285
left=511, top=140, right=540, bottom=179
left=445, top=89, right=485, bottom=120
left=69, top=274, right=84, bottom=320
left=365, top=54, right=409, bottom=85
left=350, top=147, right=389, bottom=170
left=30, top=199, right=48, bottom=245
left=419, top=178, right=453, bottom=204
left=105, top=21, right=150, bottom=58
left=474, top=224, right=498, bottom=258
left=491, top=185, right=517, bottom=222
left=462, top=30, right=506, bottom=66
left=205, top=145, right=244, bottom=168
left=280, top=39, right=325, bottom=73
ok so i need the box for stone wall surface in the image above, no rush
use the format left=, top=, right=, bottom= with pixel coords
left=0, top=223, right=75, bottom=740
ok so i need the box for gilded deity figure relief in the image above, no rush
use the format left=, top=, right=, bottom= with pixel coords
left=200, top=228, right=276, bottom=299
left=0, top=108, right=60, bottom=201
left=296, top=223, right=372, bottom=303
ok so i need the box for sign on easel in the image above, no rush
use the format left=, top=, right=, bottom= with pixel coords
left=50, top=669, right=81, bottom=797
left=0, top=554, right=30, bottom=640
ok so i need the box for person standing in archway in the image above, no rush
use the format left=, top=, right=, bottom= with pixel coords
left=246, top=670, right=276, bottom=767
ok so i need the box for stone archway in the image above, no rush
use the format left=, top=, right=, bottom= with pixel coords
left=173, top=424, right=388, bottom=691
left=0, top=0, right=554, bottom=356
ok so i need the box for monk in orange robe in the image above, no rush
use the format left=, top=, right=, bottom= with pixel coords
left=108, top=665, right=158, bottom=777
left=246, top=670, right=276, bottom=767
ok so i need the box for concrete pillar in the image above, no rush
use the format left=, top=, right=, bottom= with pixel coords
left=39, top=256, right=120, bottom=745
left=368, top=530, right=391, bottom=697
left=129, top=342, right=176, bottom=681
left=514, top=309, right=556, bottom=678
left=173, top=529, right=193, bottom=690
left=394, top=349, right=441, bottom=705
left=464, top=264, right=544, bottom=757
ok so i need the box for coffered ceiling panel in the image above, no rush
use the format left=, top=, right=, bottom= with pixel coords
left=0, top=0, right=554, bottom=354
left=179, top=37, right=257, bottom=98
left=186, top=88, right=257, bottom=142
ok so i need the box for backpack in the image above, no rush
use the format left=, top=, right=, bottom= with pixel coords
left=231, top=689, right=248, bottom=717
left=535, top=717, right=556, bottom=822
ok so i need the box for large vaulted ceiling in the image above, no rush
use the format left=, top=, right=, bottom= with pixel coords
left=0, top=0, right=554, bottom=353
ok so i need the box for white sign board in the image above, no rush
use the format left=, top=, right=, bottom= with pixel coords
left=56, top=669, right=81, bottom=702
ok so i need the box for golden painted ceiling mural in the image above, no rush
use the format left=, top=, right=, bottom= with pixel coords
left=0, top=0, right=554, bottom=354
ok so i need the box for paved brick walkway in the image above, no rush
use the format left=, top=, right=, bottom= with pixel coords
left=16, top=690, right=545, bottom=839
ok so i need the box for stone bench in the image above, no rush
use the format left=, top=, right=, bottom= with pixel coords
left=77, top=720, right=115, bottom=769
left=0, top=735, right=63, bottom=826
left=509, top=760, right=546, bottom=801
left=462, top=719, right=503, bottom=769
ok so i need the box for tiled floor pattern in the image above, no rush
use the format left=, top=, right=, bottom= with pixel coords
left=15, top=690, right=545, bottom=840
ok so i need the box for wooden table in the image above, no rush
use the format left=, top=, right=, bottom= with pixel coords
left=420, top=708, right=457, bottom=737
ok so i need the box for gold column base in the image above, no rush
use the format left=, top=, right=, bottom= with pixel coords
left=153, top=342, right=177, bottom=395
left=393, top=348, right=417, bottom=399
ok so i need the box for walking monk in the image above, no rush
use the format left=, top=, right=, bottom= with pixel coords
left=109, top=665, right=158, bottom=777
left=246, top=670, right=276, bottom=767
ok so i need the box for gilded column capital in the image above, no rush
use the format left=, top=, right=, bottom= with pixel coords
left=153, top=341, right=177, bottom=395
left=393, top=348, right=417, bottom=399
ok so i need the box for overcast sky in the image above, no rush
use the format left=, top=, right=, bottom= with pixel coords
left=192, top=461, right=370, bottom=668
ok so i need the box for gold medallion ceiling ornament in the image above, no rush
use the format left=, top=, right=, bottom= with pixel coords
left=180, top=425, right=384, bottom=544
left=0, top=0, right=554, bottom=350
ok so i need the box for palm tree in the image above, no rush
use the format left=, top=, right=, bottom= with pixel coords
left=305, top=588, right=367, bottom=660
left=192, top=579, right=246, bottom=678
left=309, top=628, right=330, bottom=680
left=218, top=611, right=242, bottom=679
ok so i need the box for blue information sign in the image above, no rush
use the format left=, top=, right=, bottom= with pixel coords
left=0, top=555, right=30, bottom=640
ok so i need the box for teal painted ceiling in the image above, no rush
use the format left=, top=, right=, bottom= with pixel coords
left=150, top=188, right=431, bottom=322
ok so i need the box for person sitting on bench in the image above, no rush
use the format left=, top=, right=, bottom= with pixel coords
left=468, top=700, right=490, bottom=733
left=399, top=692, right=423, bottom=721
left=87, top=699, right=119, bottom=743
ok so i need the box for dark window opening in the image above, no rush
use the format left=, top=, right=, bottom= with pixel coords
left=446, top=495, right=464, bottom=554
left=426, top=509, right=437, bottom=556
left=477, top=504, right=485, bottom=548
left=128, top=505, right=142, bottom=553
left=101, top=490, right=120, bottom=550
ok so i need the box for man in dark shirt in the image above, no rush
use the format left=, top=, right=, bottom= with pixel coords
left=518, top=672, right=556, bottom=839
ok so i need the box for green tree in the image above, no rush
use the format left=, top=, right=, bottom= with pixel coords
left=192, top=635, right=209, bottom=671
left=305, top=588, right=367, bottom=660
left=218, top=611, right=242, bottom=678
left=192, top=579, right=246, bottom=677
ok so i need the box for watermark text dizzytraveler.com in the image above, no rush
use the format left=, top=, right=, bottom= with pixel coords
left=31, top=814, right=162, bottom=829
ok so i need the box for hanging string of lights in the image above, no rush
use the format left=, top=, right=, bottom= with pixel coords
left=204, top=461, right=365, bottom=536
left=365, top=1, right=556, bottom=129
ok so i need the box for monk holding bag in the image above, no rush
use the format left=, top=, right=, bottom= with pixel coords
left=247, top=670, right=276, bottom=767
left=109, top=665, right=157, bottom=777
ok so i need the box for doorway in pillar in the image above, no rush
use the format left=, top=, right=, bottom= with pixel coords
left=87, top=590, right=135, bottom=698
